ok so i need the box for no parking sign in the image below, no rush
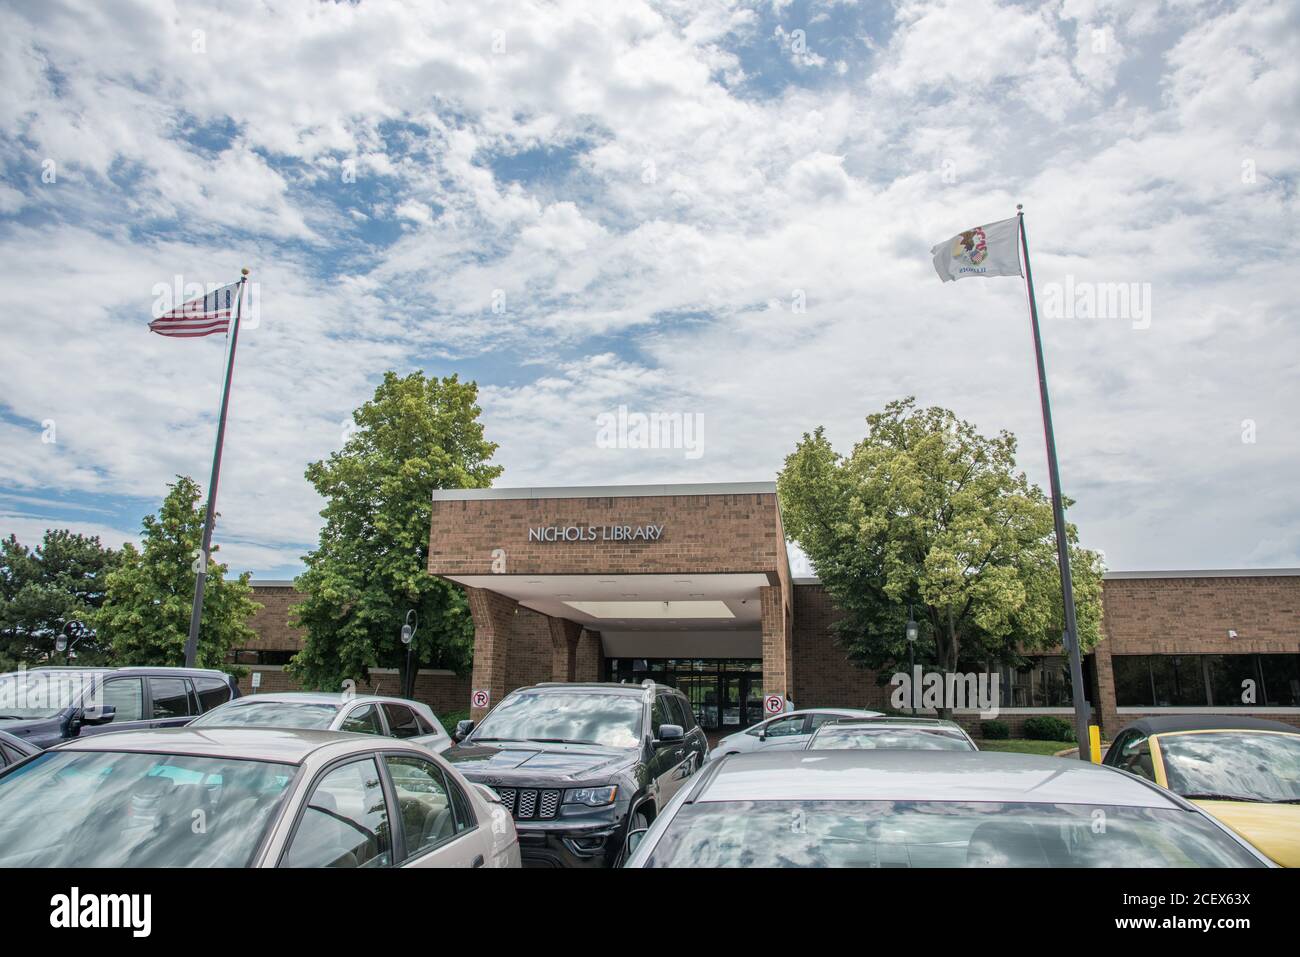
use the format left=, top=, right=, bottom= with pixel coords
left=471, top=688, right=490, bottom=710
left=763, top=693, right=785, bottom=716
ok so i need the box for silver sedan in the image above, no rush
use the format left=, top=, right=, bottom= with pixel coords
left=189, top=692, right=451, bottom=752
left=624, top=750, right=1274, bottom=867
left=0, top=728, right=519, bottom=867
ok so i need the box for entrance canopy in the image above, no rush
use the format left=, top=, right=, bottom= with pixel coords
left=428, top=482, right=795, bottom=718
left=440, top=572, right=768, bottom=658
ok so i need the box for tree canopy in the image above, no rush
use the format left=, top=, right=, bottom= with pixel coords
left=778, top=398, right=1104, bottom=681
left=96, top=476, right=259, bottom=667
left=289, top=371, right=503, bottom=693
left=0, top=529, right=120, bottom=669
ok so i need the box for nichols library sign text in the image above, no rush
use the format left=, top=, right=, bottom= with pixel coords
left=529, top=524, right=665, bottom=543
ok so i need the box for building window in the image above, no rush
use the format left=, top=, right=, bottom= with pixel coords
left=958, top=655, right=1089, bottom=709
left=1113, top=654, right=1300, bottom=708
left=1150, top=655, right=1206, bottom=707
left=1261, top=655, right=1300, bottom=706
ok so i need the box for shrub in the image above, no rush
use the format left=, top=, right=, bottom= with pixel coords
left=980, top=720, right=1011, bottom=740
left=1022, top=716, right=1075, bottom=742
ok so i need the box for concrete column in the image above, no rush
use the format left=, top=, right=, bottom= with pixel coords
left=466, top=586, right=518, bottom=721
left=760, top=585, right=793, bottom=704
left=548, top=616, right=583, bottom=683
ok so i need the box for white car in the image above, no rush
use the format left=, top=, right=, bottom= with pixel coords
left=708, top=708, right=884, bottom=760
left=0, top=727, right=519, bottom=867
left=190, top=692, right=451, bottom=752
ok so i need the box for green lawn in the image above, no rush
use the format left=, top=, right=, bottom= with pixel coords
left=975, top=739, right=1076, bottom=756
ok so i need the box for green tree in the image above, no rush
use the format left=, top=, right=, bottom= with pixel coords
left=778, top=398, right=1104, bottom=697
left=0, top=530, right=120, bottom=669
left=289, top=371, right=503, bottom=693
left=96, top=476, right=259, bottom=667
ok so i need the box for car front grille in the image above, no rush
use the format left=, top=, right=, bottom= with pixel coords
left=490, top=786, right=562, bottom=820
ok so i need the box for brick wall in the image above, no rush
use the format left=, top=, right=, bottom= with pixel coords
left=428, top=492, right=788, bottom=578
left=245, top=586, right=305, bottom=650
left=793, top=577, right=1300, bottom=737
left=1093, top=574, right=1300, bottom=733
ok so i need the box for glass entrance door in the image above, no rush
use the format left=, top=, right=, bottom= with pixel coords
left=604, top=657, right=763, bottom=731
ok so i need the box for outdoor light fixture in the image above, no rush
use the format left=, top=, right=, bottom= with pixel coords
left=400, top=610, right=418, bottom=699
left=55, top=621, right=90, bottom=664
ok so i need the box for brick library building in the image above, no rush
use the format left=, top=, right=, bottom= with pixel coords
left=239, top=482, right=1300, bottom=736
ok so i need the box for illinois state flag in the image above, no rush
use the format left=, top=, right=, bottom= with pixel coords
left=931, top=216, right=1022, bottom=282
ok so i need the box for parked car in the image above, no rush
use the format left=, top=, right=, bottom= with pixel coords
left=0, top=666, right=240, bottom=749
left=444, top=681, right=708, bottom=867
left=806, top=716, right=977, bottom=751
left=0, top=730, right=38, bottom=768
left=708, top=707, right=884, bottom=760
left=189, top=692, right=451, bottom=752
left=623, top=750, right=1274, bottom=867
left=0, top=727, right=518, bottom=867
left=1104, top=715, right=1300, bottom=866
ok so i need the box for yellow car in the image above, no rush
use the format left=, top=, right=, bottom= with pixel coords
left=1105, top=716, right=1300, bottom=866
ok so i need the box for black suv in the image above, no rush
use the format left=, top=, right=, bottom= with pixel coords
left=0, top=666, right=240, bottom=750
left=444, top=681, right=708, bottom=867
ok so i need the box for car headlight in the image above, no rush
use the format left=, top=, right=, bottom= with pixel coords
left=563, top=785, right=618, bottom=807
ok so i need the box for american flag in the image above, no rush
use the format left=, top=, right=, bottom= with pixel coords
left=149, top=281, right=242, bottom=338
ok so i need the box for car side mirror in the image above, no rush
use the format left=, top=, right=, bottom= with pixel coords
left=454, top=719, right=475, bottom=742
left=655, top=724, right=684, bottom=747
left=757, top=729, right=767, bottom=741
left=81, top=705, right=116, bottom=726
left=625, top=827, right=649, bottom=859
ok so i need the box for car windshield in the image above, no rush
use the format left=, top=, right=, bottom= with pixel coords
left=471, top=692, right=643, bottom=748
left=0, top=750, right=295, bottom=866
left=809, top=728, right=974, bottom=751
left=1159, top=732, right=1300, bottom=803
left=642, top=800, right=1263, bottom=868
left=191, top=701, right=340, bottom=730
left=0, top=670, right=97, bottom=720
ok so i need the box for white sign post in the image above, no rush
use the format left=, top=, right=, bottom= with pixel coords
left=763, top=693, right=784, bottom=716
left=471, top=688, right=490, bottom=710
left=250, top=672, right=262, bottom=694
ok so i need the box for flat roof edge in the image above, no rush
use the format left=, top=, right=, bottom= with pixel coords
left=791, top=568, right=1300, bottom=586
left=431, top=481, right=778, bottom=501
left=1102, top=568, right=1300, bottom=580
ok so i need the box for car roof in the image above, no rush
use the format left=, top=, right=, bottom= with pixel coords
left=772, top=708, right=882, bottom=720
left=8, top=666, right=231, bottom=678
left=47, top=727, right=381, bottom=764
left=525, top=682, right=654, bottom=695
left=821, top=716, right=963, bottom=728
left=217, top=692, right=417, bottom=707
left=1118, top=715, right=1300, bottom=736
left=698, top=751, right=1180, bottom=808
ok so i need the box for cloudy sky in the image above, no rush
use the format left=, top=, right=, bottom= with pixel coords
left=1, top=0, right=1296, bottom=580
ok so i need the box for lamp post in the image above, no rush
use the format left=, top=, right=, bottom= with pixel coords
left=400, top=610, right=418, bottom=700
left=55, top=621, right=91, bottom=665
left=905, top=605, right=919, bottom=715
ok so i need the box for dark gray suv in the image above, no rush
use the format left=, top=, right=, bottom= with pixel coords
left=444, top=681, right=708, bottom=867
left=0, top=666, right=240, bottom=750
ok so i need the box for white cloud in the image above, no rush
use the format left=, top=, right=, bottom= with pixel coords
left=1, top=0, right=1298, bottom=575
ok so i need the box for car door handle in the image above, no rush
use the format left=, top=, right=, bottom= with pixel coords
left=471, top=855, right=485, bottom=868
